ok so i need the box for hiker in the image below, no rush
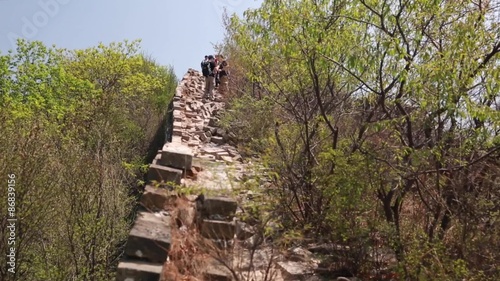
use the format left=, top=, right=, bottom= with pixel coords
left=218, top=60, right=230, bottom=96
left=200, top=55, right=208, bottom=76
left=201, top=55, right=216, bottom=100
left=215, top=55, right=223, bottom=88
left=215, top=69, right=220, bottom=89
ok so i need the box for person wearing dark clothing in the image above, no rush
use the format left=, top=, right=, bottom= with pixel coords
left=203, top=55, right=216, bottom=99
left=218, top=60, right=229, bottom=96
left=201, top=55, right=209, bottom=76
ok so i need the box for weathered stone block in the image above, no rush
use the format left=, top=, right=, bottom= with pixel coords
left=147, top=164, right=182, bottom=186
left=140, top=185, right=172, bottom=211
left=215, top=128, right=226, bottom=137
left=277, top=261, right=317, bottom=281
left=200, top=132, right=210, bottom=142
left=159, top=143, right=193, bottom=170
left=211, top=136, right=224, bottom=145
left=200, top=147, right=225, bottom=155
left=186, top=111, right=197, bottom=118
left=199, top=154, right=216, bottom=161
left=200, top=220, right=235, bottom=240
left=221, top=156, right=233, bottom=163
left=173, top=121, right=183, bottom=130
left=151, top=153, right=161, bottom=165
left=171, top=136, right=182, bottom=144
left=203, top=266, right=233, bottom=281
left=235, top=221, right=255, bottom=240
left=173, top=102, right=184, bottom=110
left=125, top=212, right=171, bottom=263
left=116, top=260, right=163, bottom=281
left=173, top=113, right=183, bottom=122
left=202, top=197, right=238, bottom=217
left=209, top=126, right=217, bottom=135
left=216, top=152, right=230, bottom=160
left=187, top=140, right=200, bottom=147
left=175, top=88, right=182, bottom=97
left=172, top=129, right=183, bottom=136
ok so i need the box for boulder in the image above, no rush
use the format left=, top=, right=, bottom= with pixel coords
left=159, top=143, right=193, bottom=170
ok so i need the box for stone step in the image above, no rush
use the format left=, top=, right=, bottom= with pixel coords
left=171, top=136, right=182, bottom=144
left=172, top=129, right=183, bottom=136
left=147, top=164, right=182, bottom=187
left=125, top=212, right=171, bottom=263
left=116, top=260, right=163, bottom=281
left=159, top=143, right=193, bottom=170
left=173, top=121, right=183, bottom=130
left=173, top=102, right=184, bottom=110
left=140, top=185, right=172, bottom=211
left=200, top=219, right=235, bottom=240
left=211, top=136, right=225, bottom=145
left=173, top=114, right=183, bottom=122
left=201, top=197, right=238, bottom=217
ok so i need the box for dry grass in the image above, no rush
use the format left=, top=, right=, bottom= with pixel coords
left=161, top=195, right=276, bottom=281
left=161, top=196, right=204, bottom=280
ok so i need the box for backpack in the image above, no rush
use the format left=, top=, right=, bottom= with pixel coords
left=201, top=60, right=212, bottom=77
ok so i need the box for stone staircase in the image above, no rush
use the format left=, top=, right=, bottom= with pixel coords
left=116, top=69, right=245, bottom=281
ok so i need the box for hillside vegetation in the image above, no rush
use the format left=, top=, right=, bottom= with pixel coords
left=219, top=0, right=500, bottom=279
left=0, top=40, right=176, bottom=281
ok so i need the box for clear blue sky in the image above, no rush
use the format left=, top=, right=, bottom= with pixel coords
left=0, top=0, right=263, bottom=79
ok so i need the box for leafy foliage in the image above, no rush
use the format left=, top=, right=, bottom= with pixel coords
left=222, top=0, right=500, bottom=279
left=0, top=39, right=176, bottom=281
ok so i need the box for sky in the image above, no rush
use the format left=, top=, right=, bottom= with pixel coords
left=0, top=0, right=263, bottom=79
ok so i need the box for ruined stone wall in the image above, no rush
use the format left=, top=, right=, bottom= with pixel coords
left=115, top=69, right=244, bottom=281
left=115, top=68, right=365, bottom=281
left=119, top=68, right=376, bottom=281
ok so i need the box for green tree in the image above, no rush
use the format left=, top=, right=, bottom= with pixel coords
left=0, top=39, right=176, bottom=281
left=223, top=0, right=500, bottom=279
